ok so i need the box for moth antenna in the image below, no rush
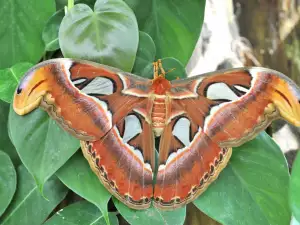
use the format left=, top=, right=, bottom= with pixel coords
left=165, top=68, right=176, bottom=75
left=153, top=61, right=159, bottom=79
left=158, top=59, right=166, bottom=77
left=157, top=59, right=176, bottom=78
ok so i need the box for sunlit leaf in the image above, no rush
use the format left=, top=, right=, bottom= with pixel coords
left=194, top=132, right=291, bottom=225
left=9, top=107, right=80, bottom=191
left=59, top=0, right=139, bottom=72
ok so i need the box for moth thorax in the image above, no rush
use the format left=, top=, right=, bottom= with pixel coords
left=151, top=77, right=171, bottom=95
left=152, top=97, right=166, bottom=137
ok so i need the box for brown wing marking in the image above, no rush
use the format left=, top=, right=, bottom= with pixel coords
left=13, top=58, right=152, bottom=142
left=154, top=67, right=300, bottom=209
left=154, top=124, right=231, bottom=209
left=199, top=68, right=300, bottom=147
left=81, top=112, right=155, bottom=210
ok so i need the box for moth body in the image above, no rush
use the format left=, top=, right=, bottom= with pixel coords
left=151, top=96, right=167, bottom=136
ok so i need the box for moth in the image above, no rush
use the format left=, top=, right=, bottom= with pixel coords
left=13, top=58, right=300, bottom=210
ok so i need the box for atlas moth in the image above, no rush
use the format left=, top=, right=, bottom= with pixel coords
left=13, top=58, right=300, bottom=210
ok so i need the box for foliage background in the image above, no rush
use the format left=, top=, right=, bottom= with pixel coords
left=0, top=0, right=299, bottom=225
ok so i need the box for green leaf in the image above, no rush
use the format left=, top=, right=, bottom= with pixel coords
left=0, top=63, right=33, bottom=103
left=43, top=9, right=65, bottom=51
left=44, top=201, right=119, bottom=225
left=123, top=0, right=152, bottom=28
left=292, top=217, right=300, bottom=225
left=0, top=165, right=68, bottom=225
left=125, top=0, right=206, bottom=66
left=140, top=57, right=187, bottom=80
left=291, top=152, right=300, bottom=222
left=0, top=151, right=17, bottom=217
left=56, top=152, right=111, bottom=224
left=0, top=0, right=55, bottom=68
left=59, top=0, right=139, bottom=72
left=0, top=100, right=20, bottom=165
left=194, top=132, right=291, bottom=225
left=56, top=0, right=96, bottom=9
left=132, top=31, right=156, bottom=75
left=114, top=198, right=186, bottom=225
left=8, top=107, right=80, bottom=191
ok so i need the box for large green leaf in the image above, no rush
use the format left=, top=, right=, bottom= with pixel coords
left=0, top=151, right=17, bottom=217
left=122, top=0, right=152, bottom=28
left=132, top=31, right=156, bottom=75
left=8, top=107, right=80, bottom=191
left=43, top=9, right=65, bottom=52
left=194, top=132, right=291, bottom=225
left=59, top=0, right=139, bottom=72
left=0, top=63, right=33, bottom=103
left=114, top=198, right=186, bottom=225
left=44, top=201, right=119, bottom=225
left=291, top=152, right=300, bottom=222
left=0, top=0, right=55, bottom=68
left=125, top=0, right=206, bottom=66
left=56, top=152, right=111, bottom=224
left=0, top=100, right=19, bottom=165
left=0, top=165, right=68, bottom=225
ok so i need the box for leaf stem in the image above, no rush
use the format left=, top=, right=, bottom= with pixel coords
left=68, top=0, right=74, bottom=10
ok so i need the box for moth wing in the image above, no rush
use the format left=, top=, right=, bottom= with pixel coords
left=13, top=59, right=155, bottom=209
left=154, top=67, right=300, bottom=209
left=13, top=58, right=152, bottom=141
left=81, top=112, right=155, bottom=209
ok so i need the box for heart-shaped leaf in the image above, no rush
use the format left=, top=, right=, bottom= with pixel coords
left=291, top=152, right=300, bottom=222
left=59, top=0, right=139, bottom=72
left=0, top=151, right=17, bottom=217
left=194, top=132, right=291, bottom=225
left=43, top=9, right=65, bottom=52
left=132, top=31, right=156, bottom=75
left=125, top=0, right=206, bottom=66
left=140, top=57, right=187, bottom=80
left=114, top=198, right=186, bottom=225
left=0, top=165, right=68, bottom=225
left=0, top=63, right=33, bottom=103
left=0, top=0, right=55, bottom=68
left=56, top=151, right=111, bottom=224
left=44, top=200, right=119, bottom=225
left=8, top=107, right=80, bottom=191
left=0, top=100, right=19, bottom=165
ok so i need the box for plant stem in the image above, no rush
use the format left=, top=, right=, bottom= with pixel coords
left=68, top=0, right=74, bottom=10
